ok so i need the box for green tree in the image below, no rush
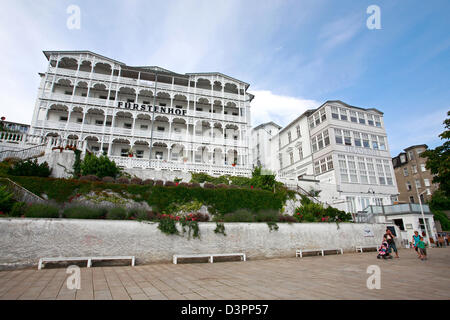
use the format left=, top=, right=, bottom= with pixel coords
left=80, top=153, right=121, bottom=179
left=421, top=111, right=450, bottom=196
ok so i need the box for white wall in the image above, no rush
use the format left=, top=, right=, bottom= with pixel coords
left=0, top=219, right=393, bottom=270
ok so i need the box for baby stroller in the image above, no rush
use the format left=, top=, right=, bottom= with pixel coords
left=377, top=240, right=393, bottom=259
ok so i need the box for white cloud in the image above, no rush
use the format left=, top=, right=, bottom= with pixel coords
left=319, top=12, right=362, bottom=50
left=249, top=90, right=320, bottom=128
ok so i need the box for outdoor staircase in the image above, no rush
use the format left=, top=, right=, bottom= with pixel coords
left=0, top=177, right=46, bottom=204
left=0, top=144, right=46, bottom=162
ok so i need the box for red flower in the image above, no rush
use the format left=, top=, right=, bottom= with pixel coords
left=176, top=183, right=179, bottom=186
left=296, top=212, right=300, bottom=215
left=0, top=211, right=4, bottom=216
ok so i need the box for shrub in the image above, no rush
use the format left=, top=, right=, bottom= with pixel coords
left=158, top=217, right=179, bottom=235
left=8, top=159, right=51, bottom=177
left=24, top=204, right=59, bottom=218
left=179, top=182, right=189, bottom=187
left=9, top=201, right=26, bottom=217
left=0, top=185, right=14, bottom=213
left=63, top=206, right=106, bottom=219
left=116, top=177, right=130, bottom=184
left=80, top=153, right=121, bottom=178
left=79, top=175, right=99, bottom=182
left=254, top=209, right=279, bottom=222
left=216, top=184, right=228, bottom=189
left=223, top=209, right=254, bottom=222
left=165, top=181, right=176, bottom=187
left=204, top=183, right=215, bottom=189
left=107, top=207, right=127, bottom=220
left=189, top=183, right=200, bottom=188
left=102, top=176, right=115, bottom=183
left=130, top=178, right=143, bottom=185
left=127, top=208, right=149, bottom=220
left=190, top=172, right=229, bottom=185
left=154, top=180, right=164, bottom=186
left=143, top=179, right=154, bottom=186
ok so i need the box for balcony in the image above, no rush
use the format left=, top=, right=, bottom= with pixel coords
left=48, top=67, right=244, bottom=102
left=108, top=156, right=252, bottom=177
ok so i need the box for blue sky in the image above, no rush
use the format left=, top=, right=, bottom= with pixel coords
left=0, top=0, right=448, bottom=156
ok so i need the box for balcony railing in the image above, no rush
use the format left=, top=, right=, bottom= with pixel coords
left=48, top=67, right=244, bottom=101
left=109, top=156, right=251, bottom=176
left=40, top=92, right=246, bottom=123
left=33, top=120, right=247, bottom=147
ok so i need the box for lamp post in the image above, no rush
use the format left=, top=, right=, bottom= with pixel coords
left=416, top=188, right=431, bottom=245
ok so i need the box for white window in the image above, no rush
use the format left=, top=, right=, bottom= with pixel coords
left=338, top=155, right=349, bottom=183
left=298, top=146, right=303, bottom=160
left=378, top=136, right=386, bottom=150
left=323, top=130, right=330, bottom=146
left=406, top=182, right=412, bottom=191
left=288, top=132, right=292, bottom=143
left=420, top=164, right=426, bottom=172
left=354, top=132, right=362, bottom=147
left=350, top=111, right=357, bottom=123
left=424, top=179, right=430, bottom=187
left=358, top=157, right=368, bottom=184
left=412, top=165, right=417, bottom=173
left=358, top=112, right=366, bottom=124
left=314, top=161, right=320, bottom=175
left=136, top=150, right=144, bottom=159
left=327, top=156, right=333, bottom=170
left=340, top=108, right=348, bottom=121
left=335, top=129, right=343, bottom=144
left=375, top=198, right=383, bottom=206
left=362, top=133, right=370, bottom=148
left=374, top=115, right=382, bottom=127
left=296, top=126, right=301, bottom=138
left=415, top=179, right=421, bottom=189
left=121, top=149, right=129, bottom=157
left=403, top=167, right=409, bottom=177
left=290, top=152, right=294, bottom=165
left=320, top=109, right=327, bottom=122
left=331, top=106, right=339, bottom=119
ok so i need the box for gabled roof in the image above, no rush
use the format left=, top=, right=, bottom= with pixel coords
left=43, top=50, right=250, bottom=88
left=404, top=144, right=428, bottom=151
left=319, top=100, right=384, bottom=115
left=253, top=121, right=282, bottom=131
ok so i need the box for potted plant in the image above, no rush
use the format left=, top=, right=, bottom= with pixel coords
left=128, top=148, right=134, bottom=158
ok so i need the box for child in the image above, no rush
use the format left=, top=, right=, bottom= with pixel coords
left=417, top=236, right=427, bottom=260
left=377, top=237, right=392, bottom=259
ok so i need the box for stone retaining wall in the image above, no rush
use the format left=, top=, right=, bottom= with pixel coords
left=0, top=219, right=394, bottom=270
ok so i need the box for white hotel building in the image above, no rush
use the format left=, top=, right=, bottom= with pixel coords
left=26, top=50, right=253, bottom=176
left=252, top=100, right=400, bottom=213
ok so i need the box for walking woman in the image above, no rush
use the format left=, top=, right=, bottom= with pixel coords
left=412, top=231, right=421, bottom=258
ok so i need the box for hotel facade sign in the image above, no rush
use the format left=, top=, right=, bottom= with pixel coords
left=117, top=102, right=188, bottom=116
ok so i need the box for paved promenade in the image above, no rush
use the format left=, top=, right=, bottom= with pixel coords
left=0, top=248, right=449, bottom=300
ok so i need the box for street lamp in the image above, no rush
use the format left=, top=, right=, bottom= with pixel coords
left=416, top=188, right=431, bottom=245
